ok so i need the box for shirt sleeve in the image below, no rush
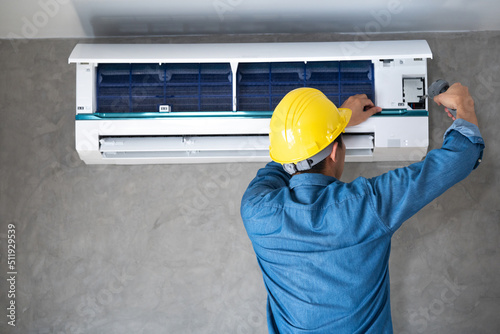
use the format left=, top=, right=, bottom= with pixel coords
left=444, top=118, right=484, bottom=169
left=240, top=162, right=291, bottom=219
left=242, top=162, right=290, bottom=201
left=365, top=119, right=485, bottom=232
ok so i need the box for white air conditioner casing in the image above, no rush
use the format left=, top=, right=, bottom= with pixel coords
left=69, top=40, right=432, bottom=164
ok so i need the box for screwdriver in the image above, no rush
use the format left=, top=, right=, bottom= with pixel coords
left=420, top=79, right=457, bottom=118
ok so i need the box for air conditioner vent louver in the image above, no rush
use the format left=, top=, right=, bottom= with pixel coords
left=99, top=135, right=270, bottom=162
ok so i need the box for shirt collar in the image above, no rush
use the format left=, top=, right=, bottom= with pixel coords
left=289, top=173, right=338, bottom=190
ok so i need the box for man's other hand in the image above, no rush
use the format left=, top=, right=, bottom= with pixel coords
left=342, top=94, right=382, bottom=127
left=433, top=83, right=478, bottom=126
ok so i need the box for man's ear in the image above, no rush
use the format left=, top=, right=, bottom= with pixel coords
left=330, top=142, right=339, bottom=163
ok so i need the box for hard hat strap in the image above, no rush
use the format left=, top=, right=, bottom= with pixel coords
left=282, top=141, right=335, bottom=175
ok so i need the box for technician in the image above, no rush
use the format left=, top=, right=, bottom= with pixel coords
left=240, top=85, right=484, bottom=333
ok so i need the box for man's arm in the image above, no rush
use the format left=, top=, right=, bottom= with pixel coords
left=364, top=84, right=484, bottom=231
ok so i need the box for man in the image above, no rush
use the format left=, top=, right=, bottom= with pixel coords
left=240, top=85, right=484, bottom=333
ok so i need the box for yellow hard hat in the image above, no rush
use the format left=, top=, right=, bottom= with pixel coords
left=269, top=87, right=352, bottom=164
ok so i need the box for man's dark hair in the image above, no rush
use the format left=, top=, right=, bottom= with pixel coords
left=295, top=134, right=343, bottom=175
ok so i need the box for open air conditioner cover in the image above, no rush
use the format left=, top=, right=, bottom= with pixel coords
left=69, top=40, right=432, bottom=165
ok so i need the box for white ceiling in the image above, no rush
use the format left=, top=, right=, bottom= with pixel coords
left=1, top=0, right=500, bottom=39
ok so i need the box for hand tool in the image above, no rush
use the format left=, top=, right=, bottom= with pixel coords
left=421, top=79, right=457, bottom=118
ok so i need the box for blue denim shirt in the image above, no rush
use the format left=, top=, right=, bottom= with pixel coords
left=241, top=119, right=484, bottom=334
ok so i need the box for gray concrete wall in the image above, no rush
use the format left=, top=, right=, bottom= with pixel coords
left=0, top=32, right=498, bottom=333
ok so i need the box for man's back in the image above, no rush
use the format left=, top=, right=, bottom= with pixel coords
left=241, top=124, right=484, bottom=333
left=242, top=169, right=394, bottom=333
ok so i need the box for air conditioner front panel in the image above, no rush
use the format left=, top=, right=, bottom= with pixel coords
left=68, top=40, right=432, bottom=64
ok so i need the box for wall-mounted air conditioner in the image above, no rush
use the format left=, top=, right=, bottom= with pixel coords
left=68, top=40, right=432, bottom=164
